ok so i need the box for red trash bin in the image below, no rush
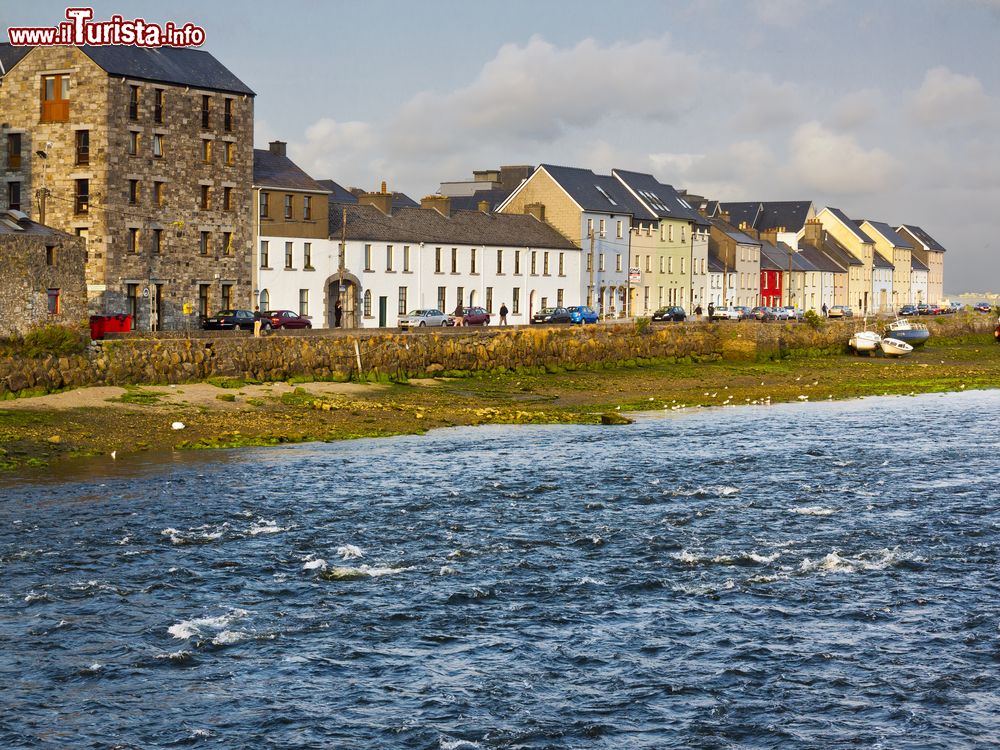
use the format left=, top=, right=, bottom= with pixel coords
left=105, top=314, right=132, bottom=334
left=89, top=315, right=108, bottom=340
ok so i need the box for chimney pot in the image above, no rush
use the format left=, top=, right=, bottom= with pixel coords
left=420, top=194, right=452, bottom=217
left=268, top=140, right=286, bottom=156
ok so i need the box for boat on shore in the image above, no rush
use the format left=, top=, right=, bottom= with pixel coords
left=849, top=330, right=881, bottom=354
left=881, top=337, right=914, bottom=357
left=886, top=318, right=930, bottom=347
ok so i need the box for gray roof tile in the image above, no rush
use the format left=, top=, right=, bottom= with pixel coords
left=873, top=250, right=894, bottom=269
left=898, top=224, right=947, bottom=253
left=539, top=164, right=654, bottom=219
left=316, top=180, right=359, bottom=204
left=0, top=44, right=30, bottom=77
left=611, top=169, right=710, bottom=226
left=824, top=206, right=873, bottom=243
left=254, top=150, right=329, bottom=192
left=858, top=219, right=913, bottom=248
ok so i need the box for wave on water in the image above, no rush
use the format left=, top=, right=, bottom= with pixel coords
left=670, top=485, right=742, bottom=498
left=672, top=549, right=780, bottom=566
left=440, top=739, right=483, bottom=750
left=302, top=558, right=327, bottom=571
left=319, top=565, right=411, bottom=581
left=247, top=519, right=290, bottom=536
left=337, top=544, right=364, bottom=559
left=790, top=506, right=836, bottom=516
left=160, top=525, right=227, bottom=545
left=799, top=547, right=912, bottom=575
left=168, top=608, right=250, bottom=640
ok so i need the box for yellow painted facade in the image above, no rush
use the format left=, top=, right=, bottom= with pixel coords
left=860, top=221, right=912, bottom=309
left=817, top=210, right=875, bottom=314
left=627, top=218, right=692, bottom=314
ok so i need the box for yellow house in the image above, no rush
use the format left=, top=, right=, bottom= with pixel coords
left=859, top=220, right=913, bottom=309
left=815, top=207, right=876, bottom=314
left=897, top=224, right=946, bottom=305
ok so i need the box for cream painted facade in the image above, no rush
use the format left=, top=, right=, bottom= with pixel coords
left=897, top=226, right=945, bottom=305
left=627, top=217, right=692, bottom=314
left=816, top=208, right=875, bottom=314
left=860, top=220, right=913, bottom=309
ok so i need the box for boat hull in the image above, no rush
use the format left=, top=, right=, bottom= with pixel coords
left=881, top=337, right=914, bottom=357
left=849, top=331, right=881, bottom=352
left=886, top=328, right=930, bottom=347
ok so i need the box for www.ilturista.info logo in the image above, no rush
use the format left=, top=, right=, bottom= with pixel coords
left=8, top=7, right=206, bottom=47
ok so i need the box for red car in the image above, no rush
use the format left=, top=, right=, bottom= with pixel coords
left=263, top=309, right=312, bottom=329
left=460, top=306, right=491, bottom=326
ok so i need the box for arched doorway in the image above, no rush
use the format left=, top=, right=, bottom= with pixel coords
left=529, top=289, right=536, bottom=318
left=469, top=289, right=477, bottom=307
left=324, top=272, right=361, bottom=329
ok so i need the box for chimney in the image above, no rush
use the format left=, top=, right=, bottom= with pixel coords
left=760, top=227, right=778, bottom=245
left=420, top=194, right=451, bottom=217
left=719, top=210, right=731, bottom=224
left=802, top=217, right=823, bottom=245
left=269, top=140, right=286, bottom=156
left=358, top=188, right=393, bottom=216
left=478, top=200, right=491, bottom=214
left=380, top=180, right=387, bottom=194
left=524, top=202, right=545, bottom=222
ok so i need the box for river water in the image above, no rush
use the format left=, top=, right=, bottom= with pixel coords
left=2, top=390, right=999, bottom=749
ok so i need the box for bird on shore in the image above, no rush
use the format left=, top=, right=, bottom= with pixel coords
left=111, top=450, right=117, bottom=460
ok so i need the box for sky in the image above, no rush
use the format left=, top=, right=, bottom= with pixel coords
left=10, top=0, right=1000, bottom=293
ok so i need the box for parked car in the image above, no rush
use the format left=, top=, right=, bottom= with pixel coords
left=651, top=306, right=686, bottom=322
left=202, top=309, right=257, bottom=330
left=827, top=305, right=854, bottom=319
left=773, top=307, right=791, bottom=321
left=399, top=309, right=451, bottom=328
left=710, top=306, right=741, bottom=320
left=974, top=302, right=993, bottom=313
left=462, top=306, right=491, bottom=325
left=899, top=305, right=920, bottom=316
left=749, top=306, right=775, bottom=321
left=782, top=306, right=803, bottom=321
left=927, top=303, right=945, bottom=315
left=531, top=306, right=572, bottom=324
left=568, top=305, right=599, bottom=324
left=263, top=309, right=312, bottom=329
left=946, top=302, right=963, bottom=314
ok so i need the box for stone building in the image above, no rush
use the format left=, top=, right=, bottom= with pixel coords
left=0, top=43, right=254, bottom=330
left=0, top=209, right=86, bottom=337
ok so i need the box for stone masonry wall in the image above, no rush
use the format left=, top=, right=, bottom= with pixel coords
left=0, top=316, right=993, bottom=398
left=0, top=233, right=87, bottom=337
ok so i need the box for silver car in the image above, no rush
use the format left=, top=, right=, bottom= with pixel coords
left=399, top=309, right=451, bottom=329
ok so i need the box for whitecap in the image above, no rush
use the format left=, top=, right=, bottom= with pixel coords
left=672, top=550, right=702, bottom=564
left=337, top=544, right=364, bottom=559
left=212, top=630, right=248, bottom=646
left=321, top=564, right=411, bottom=581
left=747, top=551, right=781, bottom=564
left=302, top=559, right=327, bottom=571
left=168, top=608, right=250, bottom=640
left=579, top=576, right=606, bottom=585
left=440, top=739, right=482, bottom=750
left=24, top=591, right=50, bottom=603
left=790, top=506, right=836, bottom=516
left=718, top=486, right=741, bottom=496
left=439, top=565, right=459, bottom=576
left=247, top=520, right=289, bottom=536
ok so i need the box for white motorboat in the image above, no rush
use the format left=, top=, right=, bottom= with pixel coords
left=886, top=318, right=930, bottom=346
left=849, top=330, right=881, bottom=354
left=880, top=337, right=914, bottom=357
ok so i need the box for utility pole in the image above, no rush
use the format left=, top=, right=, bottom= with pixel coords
left=787, top=245, right=793, bottom=308
left=588, top=228, right=595, bottom=312
left=722, top=254, right=728, bottom=307
left=339, top=206, right=347, bottom=326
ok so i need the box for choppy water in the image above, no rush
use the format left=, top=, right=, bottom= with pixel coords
left=2, top=390, right=1000, bottom=749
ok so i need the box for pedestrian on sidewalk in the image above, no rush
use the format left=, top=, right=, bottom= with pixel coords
left=499, top=302, right=509, bottom=325
left=453, top=302, right=465, bottom=327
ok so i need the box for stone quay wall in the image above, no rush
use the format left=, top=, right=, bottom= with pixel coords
left=0, top=316, right=994, bottom=398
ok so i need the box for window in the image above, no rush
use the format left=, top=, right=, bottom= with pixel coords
left=223, top=231, right=233, bottom=256
left=514, top=250, right=521, bottom=275
left=598, top=219, right=607, bottom=238
left=363, top=289, right=372, bottom=317
left=457, top=286, right=464, bottom=307
left=403, top=246, right=411, bottom=272
left=681, top=257, right=686, bottom=274
left=154, top=181, right=165, bottom=206
left=128, top=179, right=139, bottom=205
left=646, top=255, right=652, bottom=273
left=128, top=130, right=139, bottom=156
left=223, top=186, right=232, bottom=211
left=152, top=133, right=163, bottom=158
left=668, top=257, right=673, bottom=274
left=45, top=245, right=56, bottom=266
left=41, top=74, right=70, bottom=122
left=660, top=224, right=665, bottom=241
left=127, top=227, right=139, bottom=253
left=128, top=85, right=140, bottom=120
left=659, top=256, right=664, bottom=274
left=587, top=218, right=594, bottom=237
left=386, top=244, right=394, bottom=271
left=221, top=284, right=232, bottom=310
left=451, top=248, right=458, bottom=274
left=47, top=289, right=60, bottom=315
left=434, top=247, right=442, bottom=273
left=202, top=139, right=212, bottom=164
left=201, top=95, right=211, bottom=128
left=542, top=252, right=550, bottom=275
left=299, top=289, right=309, bottom=317
left=6, top=133, right=21, bottom=170
left=72, top=130, right=88, bottom=166
left=557, top=289, right=564, bottom=307
left=224, top=98, right=233, bottom=131
left=260, top=240, right=270, bottom=268
left=398, top=286, right=407, bottom=315
left=497, top=249, right=503, bottom=274
left=75, top=179, right=89, bottom=214
left=541, top=297, right=548, bottom=309
left=285, top=241, right=294, bottom=269
left=512, top=287, right=520, bottom=314
left=617, top=220, right=623, bottom=239
left=364, top=244, right=373, bottom=271
left=259, top=192, right=269, bottom=218
left=486, top=286, right=493, bottom=313
left=303, top=242, right=312, bottom=268
left=152, top=228, right=162, bottom=255
left=284, top=195, right=293, bottom=219
left=7, top=182, right=20, bottom=211
left=531, top=251, right=537, bottom=275
left=199, top=284, right=210, bottom=317
left=616, top=254, right=622, bottom=272
left=154, top=89, right=164, bottom=123
left=599, top=253, right=605, bottom=271
left=668, top=225, right=674, bottom=242
left=303, top=195, right=312, bottom=220
left=200, top=185, right=211, bottom=210
left=200, top=231, right=210, bottom=256
left=224, top=142, right=234, bottom=166
left=681, top=228, right=685, bottom=244
left=471, top=248, right=477, bottom=274
left=437, top=286, right=446, bottom=311
left=559, top=252, right=565, bottom=276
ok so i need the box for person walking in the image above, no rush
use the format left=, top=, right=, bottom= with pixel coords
left=694, top=304, right=703, bottom=318
left=821, top=302, right=828, bottom=317
left=334, top=299, right=343, bottom=328
left=707, top=302, right=715, bottom=320
left=499, top=302, right=509, bottom=326
left=453, top=302, right=465, bottom=327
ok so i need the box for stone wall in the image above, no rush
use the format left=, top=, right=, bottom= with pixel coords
left=0, top=232, right=87, bottom=337
left=0, top=317, right=994, bottom=398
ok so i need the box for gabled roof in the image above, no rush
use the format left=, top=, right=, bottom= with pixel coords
left=327, top=204, right=578, bottom=250
left=0, top=209, right=74, bottom=237
left=799, top=229, right=861, bottom=270
left=253, top=150, right=330, bottom=193
left=858, top=219, right=912, bottom=249
left=897, top=224, right=947, bottom=253
left=873, top=250, right=895, bottom=270
left=821, top=206, right=873, bottom=243
left=707, top=216, right=761, bottom=246
left=720, top=202, right=763, bottom=229
left=446, top=187, right=514, bottom=212
left=911, top=255, right=929, bottom=271
left=758, top=202, right=813, bottom=232
left=536, top=164, right=654, bottom=219
left=707, top=254, right=726, bottom=273
left=796, top=243, right=847, bottom=273
left=611, top=169, right=709, bottom=227
left=348, top=188, right=418, bottom=209
left=0, top=44, right=30, bottom=77
left=760, top=240, right=818, bottom=272
left=316, top=180, right=359, bottom=204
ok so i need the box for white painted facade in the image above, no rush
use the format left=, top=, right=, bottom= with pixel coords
left=255, top=235, right=338, bottom=321
left=910, top=266, right=928, bottom=305
left=579, top=211, right=630, bottom=317
left=872, top=264, right=894, bottom=314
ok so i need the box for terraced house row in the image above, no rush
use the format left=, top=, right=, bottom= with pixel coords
left=1, top=42, right=946, bottom=331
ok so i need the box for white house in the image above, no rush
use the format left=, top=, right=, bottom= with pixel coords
left=910, top=255, right=929, bottom=305
left=872, top=251, right=894, bottom=314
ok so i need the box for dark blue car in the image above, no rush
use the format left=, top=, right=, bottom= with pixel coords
left=568, top=305, right=599, bottom=324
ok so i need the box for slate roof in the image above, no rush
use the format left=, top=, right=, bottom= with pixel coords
left=796, top=243, right=847, bottom=274
left=316, top=180, right=359, bottom=204
left=446, top=187, right=514, bottom=212
left=898, top=224, right=947, bottom=252
left=707, top=216, right=761, bottom=246
left=760, top=241, right=818, bottom=273
left=537, top=164, right=654, bottom=219
left=873, top=250, right=895, bottom=270
left=0, top=44, right=30, bottom=76
left=822, top=206, right=873, bottom=243
left=858, top=219, right=912, bottom=249
left=911, top=255, right=929, bottom=271
left=328, top=203, right=578, bottom=250
left=347, top=188, right=419, bottom=209
left=253, top=150, right=329, bottom=192
left=720, top=201, right=762, bottom=229
left=757, top=202, right=813, bottom=232
left=707, top=254, right=727, bottom=273
left=0, top=210, right=74, bottom=237
left=610, top=169, right=710, bottom=227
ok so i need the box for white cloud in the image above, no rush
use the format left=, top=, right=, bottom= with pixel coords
left=830, top=88, right=881, bottom=131
left=788, top=121, right=896, bottom=195
left=752, top=0, right=828, bottom=27
left=909, top=66, right=997, bottom=127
